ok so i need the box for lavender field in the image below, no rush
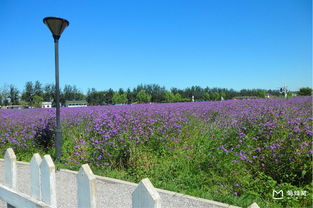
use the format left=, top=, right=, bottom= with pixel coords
left=0, top=97, right=312, bottom=207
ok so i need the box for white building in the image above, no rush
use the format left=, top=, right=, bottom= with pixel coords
left=41, top=102, right=52, bottom=108
left=65, top=100, right=87, bottom=107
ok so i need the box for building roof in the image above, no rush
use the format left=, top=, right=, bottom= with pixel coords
left=65, top=100, right=87, bottom=105
left=42, top=102, right=52, bottom=105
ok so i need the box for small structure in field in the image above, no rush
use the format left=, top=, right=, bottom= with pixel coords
left=41, top=102, right=52, bottom=108
left=6, top=105, right=26, bottom=109
left=65, top=100, right=87, bottom=107
left=266, top=94, right=271, bottom=98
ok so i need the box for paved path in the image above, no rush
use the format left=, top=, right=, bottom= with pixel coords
left=0, top=160, right=239, bottom=208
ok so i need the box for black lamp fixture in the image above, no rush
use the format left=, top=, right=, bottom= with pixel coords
left=43, top=17, right=69, bottom=160
left=43, top=17, right=69, bottom=40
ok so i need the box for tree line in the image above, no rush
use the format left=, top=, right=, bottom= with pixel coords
left=0, top=81, right=311, bottom=107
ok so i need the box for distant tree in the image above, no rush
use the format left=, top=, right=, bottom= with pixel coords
left=34, top=81, right=43, bottom=97
left=226, top=89, right=238, bottom=99
left=220, top=91, right=226, bottom=100
left=164, top=91, right=175, bottom=103
left=136, top=90, right=151, bottom=103
left=149, top=84, right=166, bottom=102
left=258, top=90, right=266, bottom=98
left=9, top=85, right=19, bottom=105
left=203, top=92, right=211, bottom=101
left=239, top=88, right=267, bottom=97
left=33, top=95, right=44, bottom=108
left=112, top=92, right=128, bottom=104
left=21, top=81, right=34, bottom=104
left=86, top=88, right=106, bottom=105
left=212, top=92, right=220, bottom=101
left=267, top=89, right=280, bottom=97
left=118, top=88, right=124, bottom=94
left=61, top=85, right=85, bottom=105
left=126, top=88, right=135, bottom=104
left=171, top=87, right=179, bottom=95
left=287, top=91, right=293, bottom=98
left=19, top=100, right=29, bottom=107
left=174, top=93, right=182, bottom=102
left=43, top=84, right=55, bottom=102
left=134, top=84, right=166, bottom=102
left=0, top=84, right=10, bottom=106
left=298, top=87, right=312, bottom=96
left=104, top=88, right=114, bottom=104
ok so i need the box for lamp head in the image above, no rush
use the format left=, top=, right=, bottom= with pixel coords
left=43, top=17, right=69, bottom=40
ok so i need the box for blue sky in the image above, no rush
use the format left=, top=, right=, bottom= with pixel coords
left=0, top=0, right=311, bottom=93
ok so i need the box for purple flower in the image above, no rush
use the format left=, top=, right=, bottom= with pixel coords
left=294, top=126, right=301, bottom=133
left=221, top=145, right=228, bottom=152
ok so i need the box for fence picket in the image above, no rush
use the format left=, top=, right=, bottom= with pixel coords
left=40, top=155, right=56, bottom=208
left=4, top=148, right=17, bottom=208
left=4, top=148, right=17, bottom=189
left=132, top=178, right=161, bottom=208
left=248, top=202, right=260, bottom=208
left=77, top=164, right=97, bottom=208
left=31, top=153, right=42, bottom=201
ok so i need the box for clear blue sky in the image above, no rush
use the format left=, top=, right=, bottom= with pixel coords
left=0, top=0, right=312, bottom=93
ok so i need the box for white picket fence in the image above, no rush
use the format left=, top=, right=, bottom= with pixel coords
left=0, top=148, right=160, bottom=208
left=0, top=148, right=260, bottom=208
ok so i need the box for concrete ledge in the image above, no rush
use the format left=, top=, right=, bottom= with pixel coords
left=60, top=168, right=239, bottom=208
left=0, top=158, right=241, bottom=208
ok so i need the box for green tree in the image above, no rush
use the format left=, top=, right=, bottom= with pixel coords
left=118, top=88, right=124, bottom=94
left=61, top=85, right=85, bottom=105
left=184, top=85, right=205, bottom=101
left=174, top=93, right=182, bottom=102
left=126, top=88, right=134, bottom=104
left=136, top=90, right=151, bottom=103
left=258, top=90, right=266, bottom=98
left=287, top=91, right=293, bottom=98
left=0, top=84, right=9, bottom=106
left=21, top=81, right=34, bottom=104
left=164, top=91, right=175, bottom=103
left=204, top=92, right=211, bottom=101
left=112, top=92, right=128, bottom=104
left=9, top=85, right=19, bottom=105
left=220, top=91, right=226, bottom=100
left=298, top=87, right=312, bottom=96
left=34, top=81, right=43, bottom=97
left=43, top=84, right=55, bottom=102
left=104, top=88, right=114, bottom=104
left=213, top=92, right=220, bottom=101
left=19, top=100, right=29, bottom=107
left=86, top=88, right=106, bottom=105
left=33, top=95, right=44, bottom=108
left=134, top=84, right=166, bottom=102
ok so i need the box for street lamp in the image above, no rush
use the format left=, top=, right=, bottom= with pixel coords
left=43, top=17, right=69, bottom=160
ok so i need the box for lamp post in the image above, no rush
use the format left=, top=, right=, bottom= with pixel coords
left=43, top=17, right=69, bottom=160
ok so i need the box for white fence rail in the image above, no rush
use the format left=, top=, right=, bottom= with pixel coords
left=0, top=148, right=161, bottom=208
left=0, top=148, right=259, bottom=208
